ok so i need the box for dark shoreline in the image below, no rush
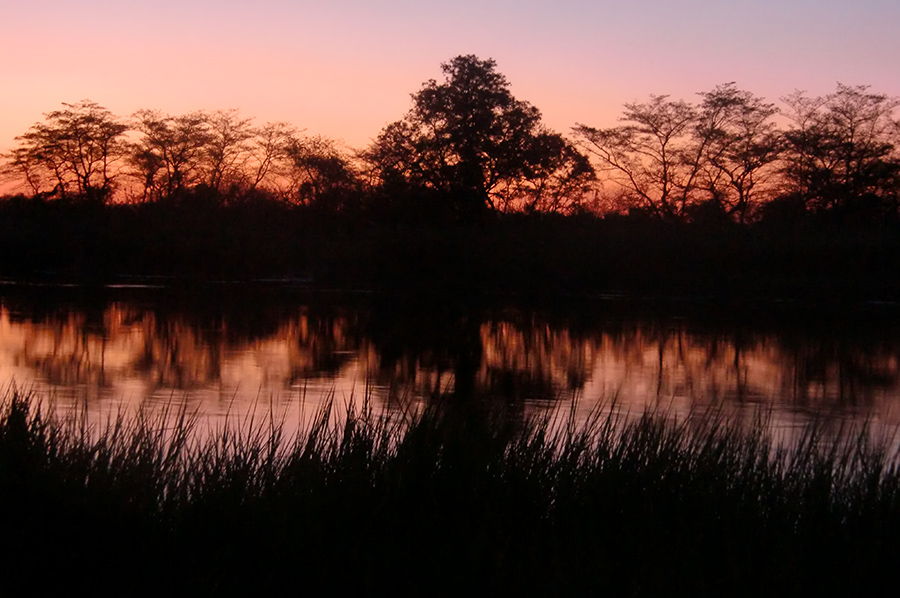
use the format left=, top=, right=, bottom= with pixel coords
left=2, top=198, right=900, bottom=302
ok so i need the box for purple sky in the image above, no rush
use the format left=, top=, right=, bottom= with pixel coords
left=2, top=0, right=898, bottom=154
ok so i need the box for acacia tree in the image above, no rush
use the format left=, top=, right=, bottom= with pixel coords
left=575, top=87, right=783, bottom=221
left=574, top=95, right=700, bottom=219
left=693, top=83, right=782, bottom=222
left=4, top=100, right=128, bottom=202
left=202, top=109, right=255, bottom=193
left=129, top=110, right=212, bottom=201
left=365, top=55, right=593, bottom=216
left=2, top=145, right=46, bottom=196
left=781, top=84, right=900, bottom=214
left=246, top=121, right=296, bottom=193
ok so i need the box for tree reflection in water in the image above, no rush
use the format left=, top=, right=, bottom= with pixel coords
left=1, top=288, right=899, bottom=429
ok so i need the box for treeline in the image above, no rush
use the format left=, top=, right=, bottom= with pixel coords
left=2, top=56, right=900, bottom=297
left=3, top=55, right=899, bottom=223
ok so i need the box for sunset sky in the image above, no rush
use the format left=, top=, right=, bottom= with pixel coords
left=2, top=0, right=898, bottom=154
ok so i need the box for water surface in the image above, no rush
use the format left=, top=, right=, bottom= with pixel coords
left=2, top=284, right=899, bottom=435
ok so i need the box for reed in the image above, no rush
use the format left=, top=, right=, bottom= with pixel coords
left=1, top=390, right=898, bottom=595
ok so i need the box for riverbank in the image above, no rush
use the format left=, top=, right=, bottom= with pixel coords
left=2, top=390, right=899, bottom=595
left=2, top=197, right=900, bottom=301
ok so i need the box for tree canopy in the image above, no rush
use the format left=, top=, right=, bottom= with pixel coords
left=780, top=84, right=900, bottom=215
left=573, top=85, right=783, bottom=222
left=365, top=55, right=594, bottom=217
left=5, top=100, right=128, bottom=203
left=1, top=66, right=898, bottom=224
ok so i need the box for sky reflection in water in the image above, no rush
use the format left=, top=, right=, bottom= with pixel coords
left=2, top=288, right=899, bottom=437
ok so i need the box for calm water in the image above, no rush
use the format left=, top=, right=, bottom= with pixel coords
left=2, top=283, right=900, bottom=434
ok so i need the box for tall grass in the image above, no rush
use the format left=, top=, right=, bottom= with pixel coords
left=1, top=390, right=899, bottom=595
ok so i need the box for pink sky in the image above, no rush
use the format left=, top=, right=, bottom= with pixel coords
left=2, top=0, right=899, bottom=155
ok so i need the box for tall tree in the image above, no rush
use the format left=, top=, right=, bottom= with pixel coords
left=781, top=84, right=900, bottom=214
left=246, top=121, right=296, bottom=193
left=575, top=87, right=783, bottom=221
left=5, top=100, right=128, bottom=202
left=129, top=110, right=212, bottom=201
left=693, top=83, right=782, bottom=222
left=574, top=95, right=700, bottom=219
left=366, top=55, right=593, bottom=216
left=202, top=109, right=255, bottom=193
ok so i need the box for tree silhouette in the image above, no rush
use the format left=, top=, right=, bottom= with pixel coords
left=575, top=86, right=784, bottom=221
left=693, top=83, right=782, bottom=222
left=5, top=100, right=128, bottom=202
left=247, top=121, right=296, bottom=192
left=366, top=55, right=593, bottom=217
left=129, top=110, right=212, bottom=201
left=781, top=84, right=900, bottom=216
left=574, top=95, right=700, bottom=219
left=202, top=109, right=255, bottom=193
left=2, top=79, right=897, bottom=224
left=502, top=132, right=596, bottom=214
left=284, top=135, right=361, bottom=209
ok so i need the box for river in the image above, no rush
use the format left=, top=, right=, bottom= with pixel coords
left=2, top=283, right=899, bottom=437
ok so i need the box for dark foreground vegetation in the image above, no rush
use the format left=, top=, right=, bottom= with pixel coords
left=3, top=390, right=900, bottom=596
